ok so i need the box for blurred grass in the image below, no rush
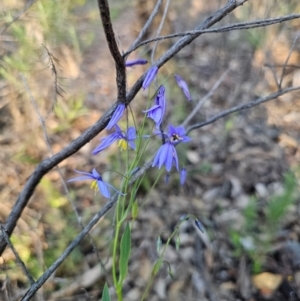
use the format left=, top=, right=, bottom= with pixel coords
left=230, top=173, right=298, bottom=273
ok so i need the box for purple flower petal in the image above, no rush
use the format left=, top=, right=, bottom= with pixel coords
left=92, top=132, right=121, bottom=155
left=143, top=66, right=158, bottom=90
left=127, top=127, right=136, bottom=140
left=67, top=176, right=93, bottom=182
left=165, top=144, right=173, bottom=172
left=171, top=145, right=179, bottom=171
left=125, top=59, right=148, bottom=67
left=152, top=142, right=179, bottom=172
left=143, top=86, right=166, bottom=128
left=97, top=180, right=110, bottom=198
left=174, top=74, right=191, bottom=101
left=106, top=103, right=125, bottom=130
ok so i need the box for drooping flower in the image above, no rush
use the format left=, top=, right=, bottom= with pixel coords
left=152, top=142, right=179, bottom=172
left=125, top=59, right=148, bottom=67
left=174, top=74, right=191, bottom=101
left=92, top=124, right=136, bottom=155
left=142, top=66, right=158, bottom=89
left=152, top=125, right=191, bottom=172
left=143, top=85, right=166, bottom=128
left=180, top=168, right=187, bottom=185
left=67, top=168, right=124, bottom=199
left=106, top=103, right=125, bottom=130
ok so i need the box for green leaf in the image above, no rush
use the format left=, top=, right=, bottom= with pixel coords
left=119, top=223, right=131, bottom=284
left=101, top=283, right=111, bottom=301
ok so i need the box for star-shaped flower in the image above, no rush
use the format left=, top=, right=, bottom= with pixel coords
left=92, top=124, right=136, bottom=155
left=67, top=168, right=124, bottom=199
left=152, top=125, right=191, bottom=172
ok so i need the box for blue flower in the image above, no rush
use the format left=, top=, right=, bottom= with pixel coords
left=174, top=74, right=191, bottom=101
left=106, top=103, right=125, bottom=130
left=125, top=58, right=148, bottom=67
left=152, top=142, right=179, bottom=172
left=92, top=124, right=136, bottom=155
left=142, top=66, right=158, bottom=90
left=180, top=168, right=187, bottom=185
left=67, top=168, right=124, bottom=199
left=152, top=125, right=191, bottom=172
left=167, top=125, right=191, bottom=145
left=143, top=85, right=166, bottom=128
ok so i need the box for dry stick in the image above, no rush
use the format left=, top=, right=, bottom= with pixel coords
left=265, top=63, right=300, bottom=69
left=0, top=226, right=35, bottom=286
left=278, top=33, right=300, bottom=89
left=98, top=0, right=126, bottom=103
left=41, top=45, right=64, bottom=116
left=123, top=13, right=300, bottom=57
left=19, top=84, right=300, bottom=301
left=20, top=74, right=111, bottom=284
left=264, top=62, right=280, bottom=90
left=125, top=0, right=164, bottom=59
left=186, top=86, right=300, bottom=134
left=151, top=0, right=172, bottom=64
left=181, top=68, right=231, bottom=128
left=0, top=0, right=37, bottom=35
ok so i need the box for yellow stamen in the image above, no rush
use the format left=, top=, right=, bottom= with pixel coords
left=118, top=139, right=128, bottom=151
left=90, top=180, right=98, bottom=191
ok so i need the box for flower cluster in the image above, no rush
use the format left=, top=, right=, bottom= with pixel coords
left=68, top=61, right=192, bottom=197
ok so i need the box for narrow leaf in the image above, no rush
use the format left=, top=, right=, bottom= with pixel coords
left=153, top=259, right=162, bottom=275
left=102, top=283, right=111, bottom=301
left=119, top=223, right=131, bottom=283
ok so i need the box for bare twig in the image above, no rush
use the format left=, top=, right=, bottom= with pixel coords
left=264, top=63, right=300, bottom=69
left=126, top=0, right=164, bottom=59
left=186, top=86, right=300, bottom=133
left=264, top=60, right=280, bottom=90
left=1, top=226, right=35, bottom=286
left=124, top=13, right=300, bottom=57
left=98, top=0, right=126, bottom=103
left=181, top=68, right=231, bottom=127
left=0, top=0, right=246, bottom=256
left=151, top=0, right=172, bottom=64
left=279, top=33, right=300, bottom=89
left=127, top=0, right=248, bottom=102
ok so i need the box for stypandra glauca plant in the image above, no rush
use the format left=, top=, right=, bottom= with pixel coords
left=67, top=60, right=204, bottom=301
